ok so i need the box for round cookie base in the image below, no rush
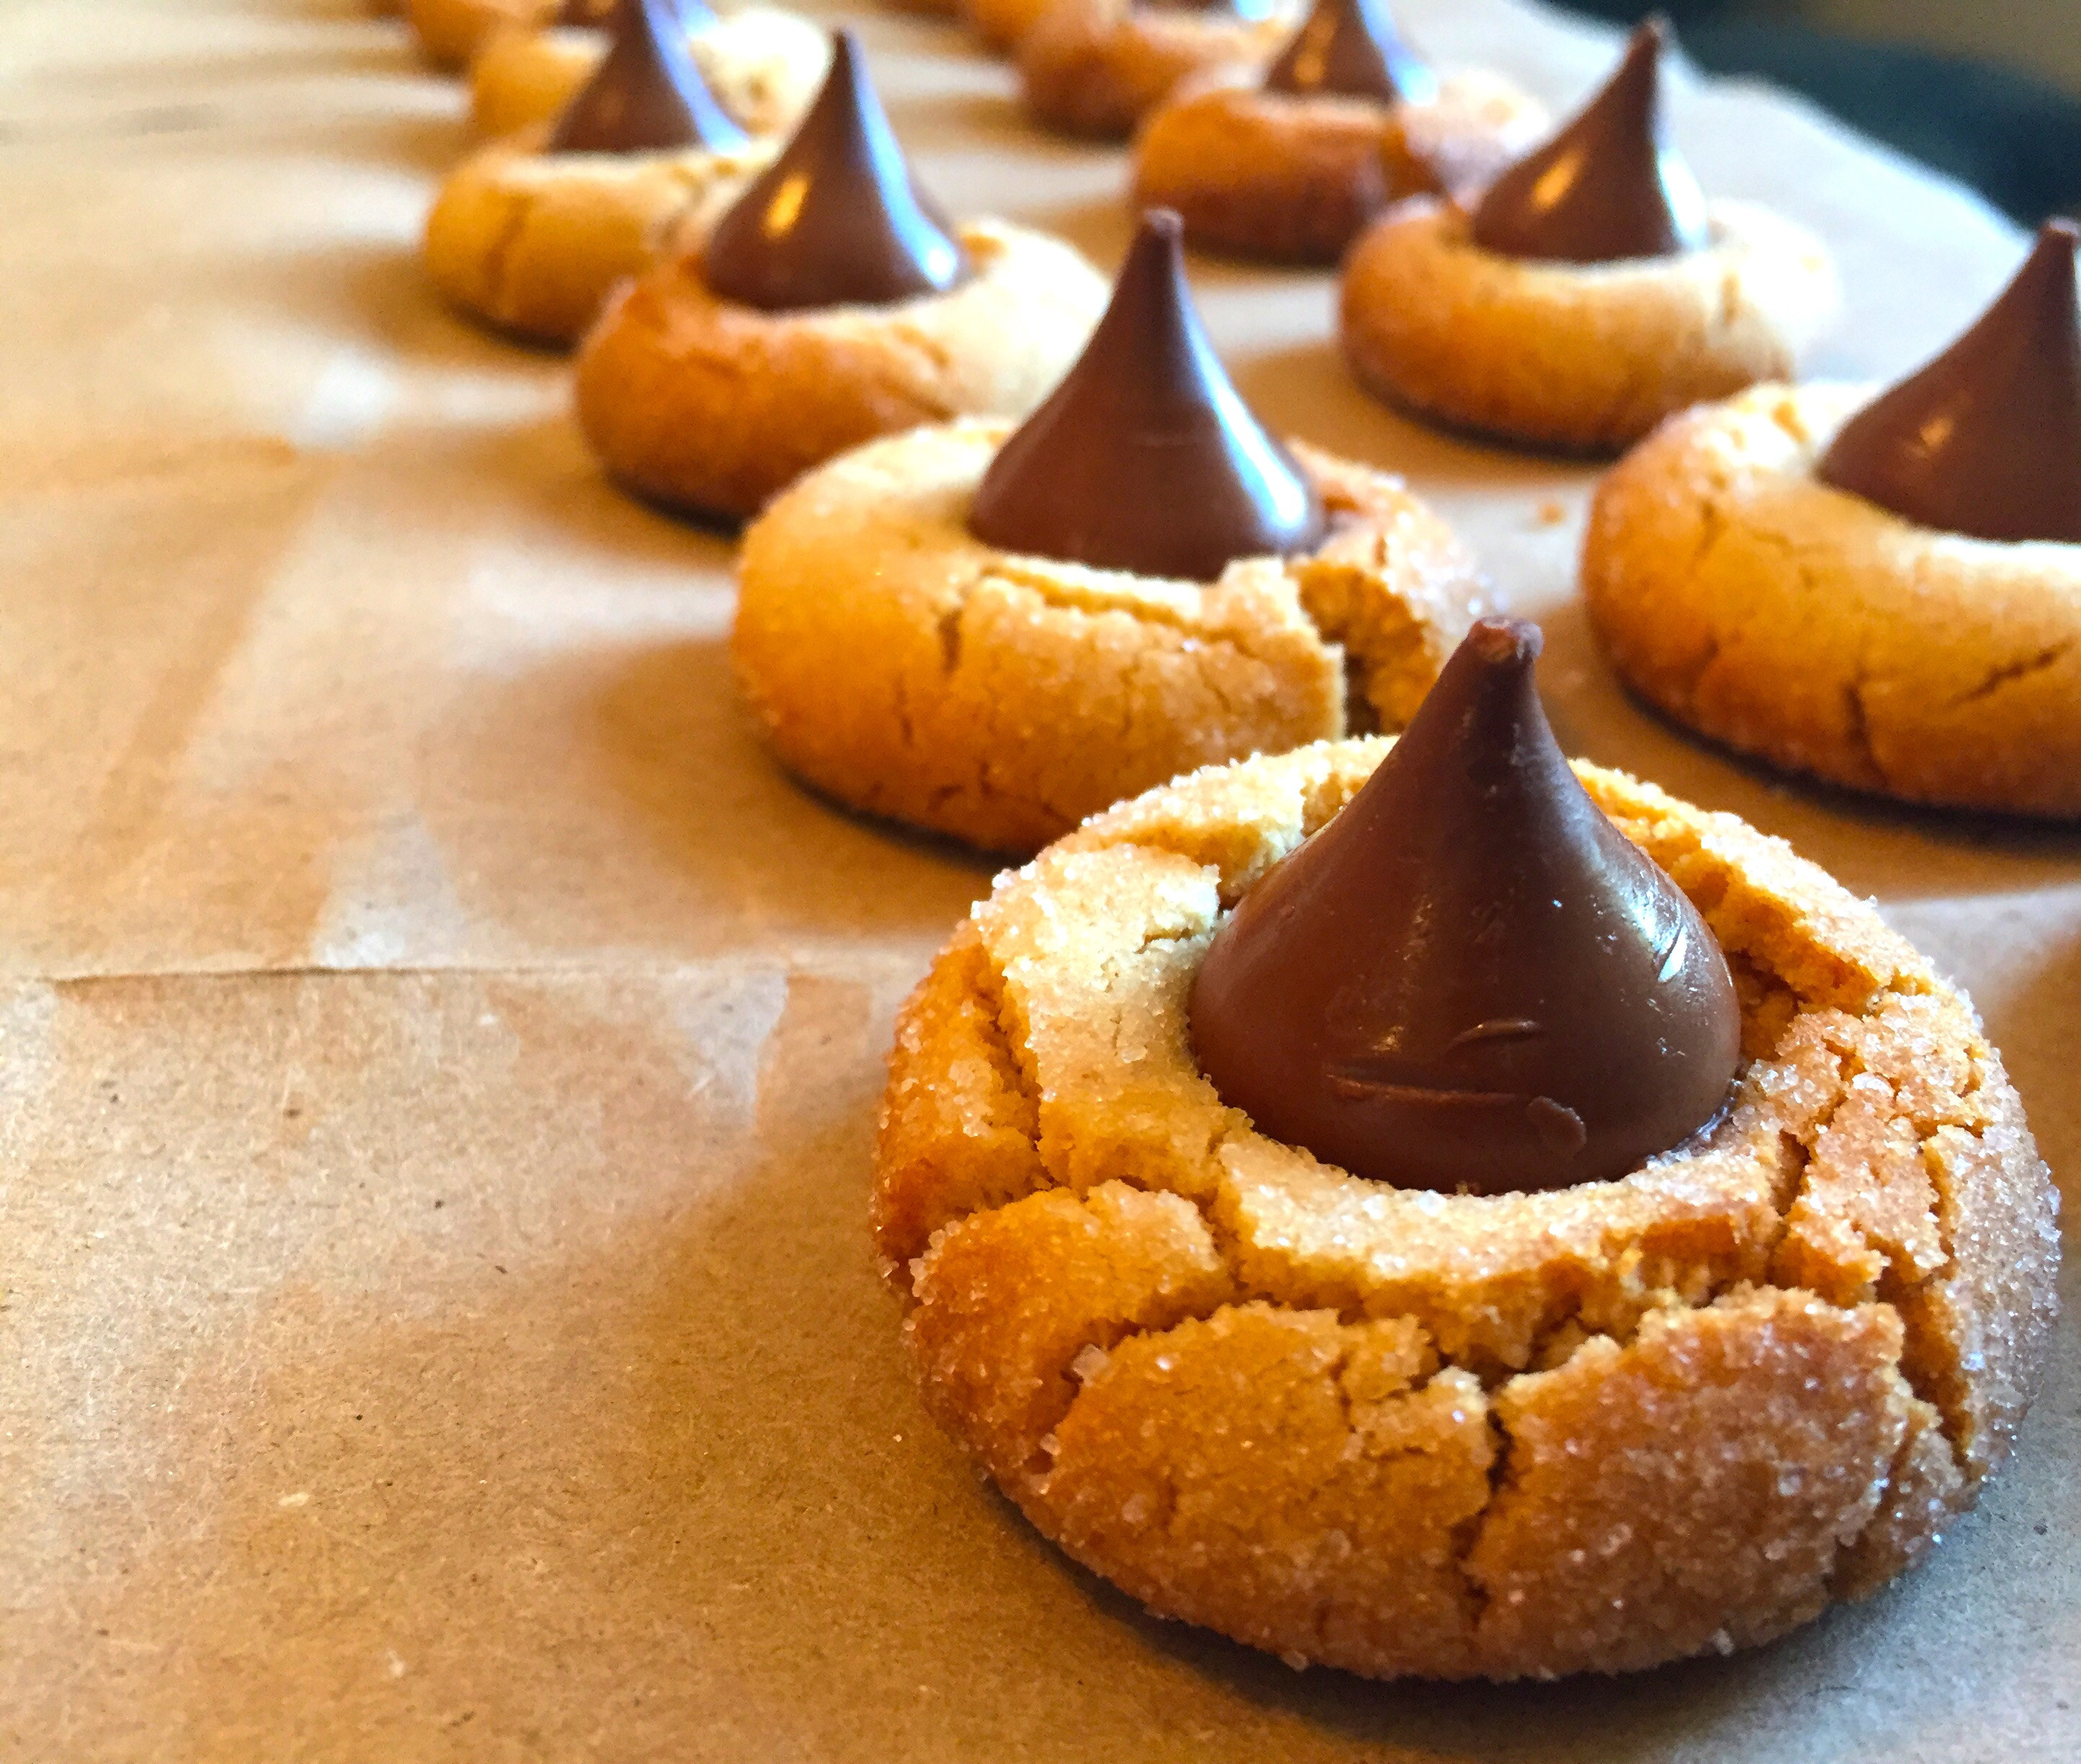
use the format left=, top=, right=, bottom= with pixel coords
left=573, top=221, right=1108, bottom=521
left=1339, top=197, right=1838, bottom=453
left=1585, top=383, right=2081, bottom=818
left=1016, top=0, right=1296, bottom=141
left=733, top=423, right=1487, bottom=853
left=1133, top=74, right=1544, bottom=266
left=874, top=739, right=2059, bottom=1679
left=422, top=128, right=772, bottom=347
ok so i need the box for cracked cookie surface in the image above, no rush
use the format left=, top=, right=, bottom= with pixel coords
left=734, top=425, right=1486, bottom=854
left=1133, top=71, right=1546, bottom=265
left=1340, top=197, right=1838, bottom=453
left=422, top=126, right=774, bottom=347
left=574, top=223, right=1107, bottom=520
left=1585, top=383, right=2081, bottom=817
left=468, top=9, right=829, bottom=141
left=874, top=739, right=2058, bottom=1678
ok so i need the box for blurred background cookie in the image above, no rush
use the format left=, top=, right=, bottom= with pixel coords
left=424, top=0, right=772, bottom=344
left=575, top=32, right=1108, bottom=518
left=1133, top=0, right=1545, bottom=264
left=468, top=0, right=828, bottom=138
left=962, top=0, right=1058, bottom=53
left=1016, top=0, right=1301, bottom=141
left=411, top=0, right=611, bottom=71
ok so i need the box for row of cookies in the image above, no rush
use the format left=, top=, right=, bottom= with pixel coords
left=377, top=0, right=2066, bottom=1685
left=427, top=0, right=2080, bottom=823
left=828, top=4, right=2067, bottom=1682
left=409, top=0, right=1480, bottom=852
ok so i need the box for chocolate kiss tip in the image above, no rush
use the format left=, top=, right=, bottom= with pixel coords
left=1466, top=612, right=1539, bottom=667
left=699, top=27, right=968, bottom=313
left=547, top=0, right=746, bottom=155
left=1187, top=616, right=1743, bottom=1197
left=1469, top=16, right=1706, bottom=266
left=1817, top=219, right=2081, bottom=546
left=1262, top=0, right=1437, bottom=106
left=966, top=209, right=1324, bottom=581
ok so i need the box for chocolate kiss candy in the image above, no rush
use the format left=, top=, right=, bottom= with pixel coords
left=1190, top=617, right=1742, bottom=1195
left=701, top=30, right=968, bottom=312
left=968, top=210, right=1324, bottom=580
left=1470, top=19, right=1707, bottom=264
left=1264, top=0, right=1438, bottom=104
left=1817, top=221, right=2081, bottom=545
left=547, top=0, right=747, bottom=154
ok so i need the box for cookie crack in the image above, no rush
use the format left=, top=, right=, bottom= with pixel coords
left=1947, top=640, right=2075, bottom=708
left=1762, top=1023, right=1978, bottom=1482
left=482, top=183, right=544, bottom=324
left=1286, top=555, right=1435, bottom=734
left=935, top=597, right=966, bottom=676
left=1823, top=1404, right=1938, bottom=1600
left=1841, top=669, right=1886, bottom=791
left=1450, top=1408, right=1513, bottom=1636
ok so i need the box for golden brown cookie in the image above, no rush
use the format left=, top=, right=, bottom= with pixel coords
left=468, top=9, right=828, bottom=139
left=1016, top=0, right=1301, bottom=141
left=1340, top=196, right=1837, bottom=452
left=410, top=0, right=558, bottom=70
left=1133, top=70, right=1545, bottom=264
left=733, top=424, right=1485, bottom=852
left=422, top=125, right=773, bottom=346
left=963, top=0, right=1055, bottom=52
left=874, top=738, right=2059, bottom=1678
left=1583, top=383, right=2081, bottom=817
left=574, top=222, right=1106, bottom=520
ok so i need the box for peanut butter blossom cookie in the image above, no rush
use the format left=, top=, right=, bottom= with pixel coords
left=574, top=30, right=1108, bottom=519
left=732, top=210, right=1486, bottom=852
left=1340, top=22, right=1837, bottom=451
left=1132, top=0, right=1546, bottom=264
left=875, top=618, right=2059, bottom=1679
left=1016, top=0, right=1301, bottom=142
left=1586, top=220, right=2081, bottom=816
left=468, top=0, right=828, bottom=141
left=424, top=0, right=772, bottom=346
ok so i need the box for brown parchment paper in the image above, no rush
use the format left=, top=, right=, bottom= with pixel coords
left=0, top=1, right=2075, bottom=1758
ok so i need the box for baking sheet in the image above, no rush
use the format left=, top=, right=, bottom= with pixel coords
left=0, top=1, right=2074, bottom=1758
